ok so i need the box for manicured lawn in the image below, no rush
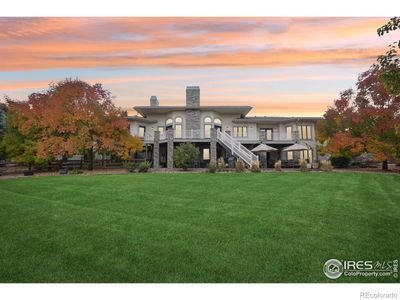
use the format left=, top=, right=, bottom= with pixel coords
left=0, top=172, right=399, bottom=283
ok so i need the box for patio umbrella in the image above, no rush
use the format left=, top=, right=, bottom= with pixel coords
left=251, top=144, right=277, bottom=168
left=251, top=144, right=278, bottom=153
left=282, top=143, right=309, bottom=152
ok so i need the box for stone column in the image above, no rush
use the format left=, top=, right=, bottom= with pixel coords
left=167, top=128, right=174, bottom=169
left=210, top=128, right=217, bottom=163
left=153, top=130, right=160, bottom=169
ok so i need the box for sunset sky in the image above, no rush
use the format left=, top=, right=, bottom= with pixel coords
left=0, top=17, right=397, bottom=116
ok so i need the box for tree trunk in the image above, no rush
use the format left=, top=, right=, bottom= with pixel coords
left=88, top=148, right=94, bottom=170
left=28, top=162, right=32, bottom=171
left=382, top=159, right=388, bottom=171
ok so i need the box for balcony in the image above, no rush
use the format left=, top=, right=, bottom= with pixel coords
left=141, top=129, right=298, bottom=143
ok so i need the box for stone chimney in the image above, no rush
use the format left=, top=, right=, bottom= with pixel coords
left=185, top=86, right=201, bottom=137
left=150, top=96, right=159, bottom=107
left=186, top=86, right=200, bottom=108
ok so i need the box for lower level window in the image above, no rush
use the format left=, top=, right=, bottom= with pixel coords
left=299, top=149, right=312, bottom=162
left=203, top=148, right=210, bottom=160
left=287, top=151, right=293, bottom=160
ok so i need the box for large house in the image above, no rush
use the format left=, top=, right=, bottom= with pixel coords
left=127, top=86, right=320, bottom=168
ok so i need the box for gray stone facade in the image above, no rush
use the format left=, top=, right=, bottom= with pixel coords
left=167, top=129, right=174, bottom=168
left=185, top=86, right=201, bottom=138
left=185, top=86, right=200, bottom=108
left=153, top=130, right=160, bottom=169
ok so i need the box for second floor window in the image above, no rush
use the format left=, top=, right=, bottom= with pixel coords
left=298, top=125, right=312, bottom=140
left=138, top=126, right=145, bottom=138
left=157, top=126, right=164, bottom=135
left=204, top=116, right=212, bottom=138
left=233, top=126, right=247, bottom=138
left=261, top=128, right=273, bottom=140
left=286, top=126, right=292, bottom=140
left=175, top=116, right=182, bottom=138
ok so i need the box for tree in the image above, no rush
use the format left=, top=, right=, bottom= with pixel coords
left=173, top=142, right=199, bottom=170
left=318, top=65, right=400, bottom=170
left=377, top=17, right=400, bottom=95
left=2, top=79, right=143, bottom=170
left=0, top=101, right=44, bottom=170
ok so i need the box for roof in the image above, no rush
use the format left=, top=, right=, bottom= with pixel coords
left=232, top=116, right=322, bottom=124
left=134, top=106, right=252, bottom=117
left=251, top=144, right=278, bottom=152
left=125, top=115, right=158, bottom=124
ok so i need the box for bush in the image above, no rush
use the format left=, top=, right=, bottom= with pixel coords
left=250, top=161, right=261, bottom=173
left=330, top=155, right=351, bottom=168
left=235, top=159, right=246, bottom=173
left=299, top=159, right=307, bottom=172
left=173, top=142, right=200, bottom=170
left=274, top=160, right=282, bottom=171
left=70, top=168, right=83, bottom=175
left=321, top=160, right=333, bottom=172
left=123, top=161, right=137, bottom=173
left=208, top=161, right=218, bottom=173
left=217, top=157, right=226, bottom=172
left=138, top=161, right=151, bottom=173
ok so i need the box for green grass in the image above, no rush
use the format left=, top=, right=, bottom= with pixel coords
left=0, top=172, right=399, bottom=283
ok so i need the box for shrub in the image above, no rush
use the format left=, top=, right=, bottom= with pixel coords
left=70, top=168, right=83, bottom=175
left=299, top=159, right=307, bottom=172
left=217, top=157, right=226, bottom=172
left=274, top=160, right=282, bottom=171
left=123, top=161, right=137, bottom=173
left=138, top=161, right=151, bottom=173
left=235, top=159, right=246, bottom=173
left=173, top=142, right=199, bottom=170
left=330, top=155, right=351, bottom=168
left=321, top=160, right=333, bottom=172
left=208, top=161, right=218, bottom=173
left=250, top=161, right=261, bottom=173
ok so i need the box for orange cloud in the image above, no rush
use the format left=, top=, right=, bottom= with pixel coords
left=0, top=17, right=390, bottom=71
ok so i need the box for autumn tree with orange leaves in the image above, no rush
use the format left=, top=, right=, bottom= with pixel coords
left=2, top=79, right=142, bottom=170
left=318, top=66, right=400, bottom=170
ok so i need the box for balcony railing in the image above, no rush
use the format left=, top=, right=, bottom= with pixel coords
left=141, top=129, right=298, bottom=142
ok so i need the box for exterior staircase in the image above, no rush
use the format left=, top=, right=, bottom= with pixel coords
left=216, top=130, right=258, bottom=167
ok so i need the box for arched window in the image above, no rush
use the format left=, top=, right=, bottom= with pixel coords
left=166, top=118, right=173, bottom=131
left=175, top=116, right=183, bottom=138
left=204, top=116, right=212, bottom=138
left=214, top=118, right=222, bottom=131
